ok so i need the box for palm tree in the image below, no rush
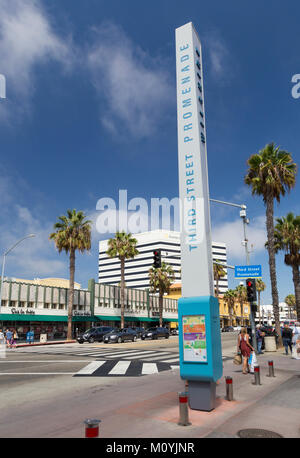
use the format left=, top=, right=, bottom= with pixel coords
left=213, top=260, right=226, bottom=297
left=235, top=284, right=247, bottom=326
left=50, top=209, right=91, bottom=340
left=256, top=279, right=266, bottom=324
left=274, top=213, right=300, bottom=320
left=106, top=231, right=139, bottom=328
left=223, top=289, right=237, bottom=326
left=285, top=294, right=296, bottom=319
left=149, top=262, right=175, bottom=327
left=245, top=142, right=297, bottom=344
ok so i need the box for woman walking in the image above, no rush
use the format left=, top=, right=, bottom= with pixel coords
left=237, top=327, right=255, bottom=374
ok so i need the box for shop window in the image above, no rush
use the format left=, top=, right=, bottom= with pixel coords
left=44, top=303, right=50, bottom=309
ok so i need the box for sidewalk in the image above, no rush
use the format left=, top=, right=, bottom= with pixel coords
left=90, top=348, right=300, bottom=439
left=15, top=339, right=76, bottom=348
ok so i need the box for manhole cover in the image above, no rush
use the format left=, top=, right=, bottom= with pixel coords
left=238, top=429, right=283, bottom=438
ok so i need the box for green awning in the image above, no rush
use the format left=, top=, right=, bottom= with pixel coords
left=0, top=314, right=95, bottom=322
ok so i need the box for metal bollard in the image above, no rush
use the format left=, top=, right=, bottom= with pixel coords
left=225, top=376, right=233, bottom=401
left=252, top=366, right=261, bottom=385
left=84, top=419, right=101, bottom=438
left=267, top=360, right=275, bottom=377
left=178, top=392, right=191, bottom=426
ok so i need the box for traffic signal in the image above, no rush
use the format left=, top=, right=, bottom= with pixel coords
left=153, top=249, right=161, bottom=268
left=246, top=278, right=257, bottom=302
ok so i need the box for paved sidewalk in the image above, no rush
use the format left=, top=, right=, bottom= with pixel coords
left=15, top=340, right=76, bottom=348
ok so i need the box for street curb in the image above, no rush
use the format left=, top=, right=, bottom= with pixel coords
left=15, top=340, right=76, bottom=348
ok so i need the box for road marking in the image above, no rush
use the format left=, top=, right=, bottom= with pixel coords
left=0, top=372, right=75, bottom=375
left=104, top=350, right=159, bottom=359
left=142, top=363, right=158, bottom=375
left=108, top=360, right=131, bottom=375
left=138, top=352, right=175, bottom=361
left=159, top=357, right=180, bottom=363
left=76, top=361, right=106, bottom=375
left=171, top=365, right=180, bottom=370
left=0, top=360, right=91, bottom=363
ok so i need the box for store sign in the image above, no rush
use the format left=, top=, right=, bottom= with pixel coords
left=73, top=311, right=91, bottom=317
left=11, top=308, right=35, bottom=315
left=176, top=22, right=214, bottom=298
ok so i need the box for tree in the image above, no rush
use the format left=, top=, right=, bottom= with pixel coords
left=213, top=260, right=226, bottom=297
left=274, top=213, right=300, bottom=321
left=256, top=279, right=266, bottom=324
left=285, top=294, right=296, bottom=319
left=245, top=142, right=297, bottom=344
left=106, top=231, right=139, bottom=329
left=149, top=262, right=175, bottom=327
left=50, top=209, right=91, bottom=340
left=235, top=284, right=247, bottom=326
left=223, top=289, right=237, bottom=326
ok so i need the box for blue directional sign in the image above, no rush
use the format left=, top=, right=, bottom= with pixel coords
left=235, top=265, right=262, bottom=279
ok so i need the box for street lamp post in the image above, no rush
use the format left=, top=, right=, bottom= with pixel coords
left=0, top=234, right=36, bottom=315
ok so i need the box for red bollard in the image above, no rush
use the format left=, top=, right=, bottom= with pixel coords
left=84, top=419, right=101, bottom=438
left=225, top=376, right=233, bottom=401
left=253, top=366, right=261, bottom=385
left=267, top=360, right=275, bottom=377
left=178, top=392, right=191, bottom=426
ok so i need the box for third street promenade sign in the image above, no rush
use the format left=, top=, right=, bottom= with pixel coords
left=235, top=265, right=262, bottom=279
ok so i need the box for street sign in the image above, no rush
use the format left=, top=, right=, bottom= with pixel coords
left=235, top=265, right=262, bottom=279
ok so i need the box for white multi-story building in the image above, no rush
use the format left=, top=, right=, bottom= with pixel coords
left=99, top=230, right=228, bottom=293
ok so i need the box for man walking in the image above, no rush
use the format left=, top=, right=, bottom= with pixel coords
left=256, top=325, right=264, bottom=354
left=282, top=322, right=293, bottom=355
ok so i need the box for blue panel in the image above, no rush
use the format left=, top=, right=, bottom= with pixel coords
left=178, top=296, right=223, bottom=382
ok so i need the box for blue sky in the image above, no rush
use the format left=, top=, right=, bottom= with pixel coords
left=0, top=0, right=299, bottom=306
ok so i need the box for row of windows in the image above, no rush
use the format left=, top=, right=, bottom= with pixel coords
left=0, top=300, right=86, bottom=311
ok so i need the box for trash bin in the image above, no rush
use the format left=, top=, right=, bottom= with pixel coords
left=40, top=333, right=47, bottom=343
left=264, top=336, right=276, bottom=351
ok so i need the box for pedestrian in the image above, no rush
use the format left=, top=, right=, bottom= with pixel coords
left=237, top=327, right=255, bottom=374
left=5, top=329, right=13, bottom=348
left=256, top=325, right=264, bottom=354
left=291, top=322, right=300, bottom=346
left=0, top=329, right=4, bottom=344
left=282, top=322, right=293, bottom=355
left=26, top=330, right=31, bottom=345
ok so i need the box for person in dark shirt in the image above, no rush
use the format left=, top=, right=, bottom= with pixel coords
left=282, top=323, right=293, bottom=355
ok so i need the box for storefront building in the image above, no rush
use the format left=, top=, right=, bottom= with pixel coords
left=0, top=278, right=178, bottom=340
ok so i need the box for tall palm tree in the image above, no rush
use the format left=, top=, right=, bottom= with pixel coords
left=245, top=142, right=297, bottom=344
left=285, top=294, right=296, bottom=319
left=223, top=289, right=237, bottom=326
left=50, top=209, right=91, bottom=340
left=149, top=262, right=175, bottom=327
left=235, top=284, right=247, bottom=326
left=256, top=279, right=266, bottom=324
left=213, top=260, right=226, bottom=297
left=274, top=213, right=300, bottom=321
left=106, top=231, right=139, bottom=328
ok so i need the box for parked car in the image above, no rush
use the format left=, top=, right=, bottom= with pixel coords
left=170, top=328, right=179, bottom=336
left=103, top=328, right=138, bottom=343
left=222, top=326, right=234, bottom=332
left=141, top=327, right=170, bottom=340
left=77, top=326, right=114, bottom=344
left=131, top=327, right=145, bottom=338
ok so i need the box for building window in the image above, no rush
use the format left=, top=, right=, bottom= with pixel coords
left=19, top=301, right=26, bottom=308
left=28, top=302, right=35, bottom=308
left=9, top=301, right=16, bottom=307
left=59, top=304, right=64, bottom=310
left=44, top=303, right=49, bottom=309
left=51, top=304, right=57, bottom=309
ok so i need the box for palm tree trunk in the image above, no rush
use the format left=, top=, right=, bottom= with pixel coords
left=258, top=291, right=261, bottom=325
left=216, top=276, right=220, bottom=298
left=159, top=292, right=163, bottom=327
left=240, top=301, right=244, bottom=326
left=120, top=257, right=125, bottom=329
left=292, top=264, right=300, bottom=321
left=265, top=194, right=282, bottom=345
left=67, top=248, right=75, bottom=341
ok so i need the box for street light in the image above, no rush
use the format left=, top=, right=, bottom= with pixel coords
left=0, top=234, right=36, bottom=314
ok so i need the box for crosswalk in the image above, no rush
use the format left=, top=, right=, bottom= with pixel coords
left=14, top=345, right=232, bottom=378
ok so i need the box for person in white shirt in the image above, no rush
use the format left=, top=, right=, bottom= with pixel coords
left=292, top=322, right=300, bottom=345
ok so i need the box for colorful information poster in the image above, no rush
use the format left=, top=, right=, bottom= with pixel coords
left=183, top=315, right=207, bottom=362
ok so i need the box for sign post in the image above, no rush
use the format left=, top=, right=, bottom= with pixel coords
left=176, top=22, right=222, bottom=411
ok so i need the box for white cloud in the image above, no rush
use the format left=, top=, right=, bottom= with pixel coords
left=0, top=0, right=74, bottom=121
left=212, top=215, right=267, bottom=261
left=204, top=30, right=236, bottom=84
left=87, top=22, right=174, bottom=140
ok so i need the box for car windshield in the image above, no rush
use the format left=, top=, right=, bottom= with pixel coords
left=86, top=327, right=97, bottom=333
left=147, top=328, right=157, bottom=332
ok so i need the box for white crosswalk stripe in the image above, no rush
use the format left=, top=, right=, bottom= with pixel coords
left=141, top=363, right=158, bottom=375
left=108, top=360, right=131, bottom=375
left=76, top=361, right=106, bottom=375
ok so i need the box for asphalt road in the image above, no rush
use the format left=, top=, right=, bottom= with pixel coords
left=0, top=332, right=238, bottom=438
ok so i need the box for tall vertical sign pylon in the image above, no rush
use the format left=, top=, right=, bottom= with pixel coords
left=176, top=22, right=223, bottom=411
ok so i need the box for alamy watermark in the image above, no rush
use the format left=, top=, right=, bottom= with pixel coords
left=0, top=74, right=6, bottom=99
left=292, top=74, right=300, bottom=99
left=95, top=190, right=206, bottom=251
